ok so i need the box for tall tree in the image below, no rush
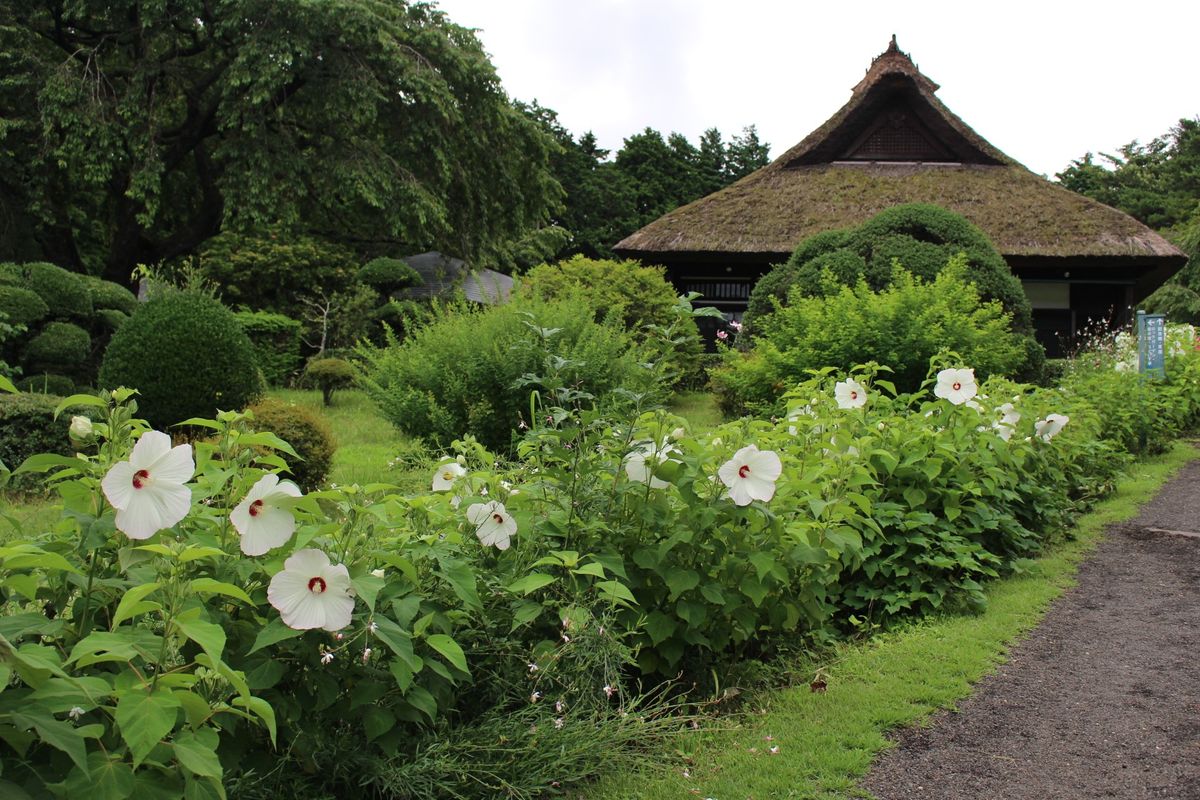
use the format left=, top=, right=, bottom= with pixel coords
left=725, top=125, right=771, bottom=181
left=1056, top=118, right=1200, bottom=231
left=0, top=0, right=560, bottom=282
left=695, top=127, right=728, bottom=197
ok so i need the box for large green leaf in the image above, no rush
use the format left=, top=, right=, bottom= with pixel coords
left=10, top=710, right=90, bottom=771
left=424, top=634, right=468, bottom=675
left=173, top=613, right=226, bottom=665
left=247, top=618, right=303, bottom=654
left=110, top=582, right=162, bottom=627
left=173, top=728, right=222, bottom=779
left=115, top=687, right=180, bottom=766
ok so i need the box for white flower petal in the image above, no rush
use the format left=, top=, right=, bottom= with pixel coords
left=149, top=443, right=195, bottom=485
left=129, top=430, right=172, bottom=469
left=102, top=460, right=137, bottom=511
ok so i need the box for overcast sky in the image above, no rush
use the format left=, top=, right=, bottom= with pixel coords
left=433, top=0, right=1198, bottom=178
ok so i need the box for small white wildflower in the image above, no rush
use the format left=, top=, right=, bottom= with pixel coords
left=554, top=717, right=565, bottom=729
left=362, top=648, right=372, bottom=663
left=321, top=652, right=334, bottom=665
left=68, top=706, right=85, bottom=721
left=530, top=691, right=542, bottom=703
left=603, top=684, right=616, bottom=698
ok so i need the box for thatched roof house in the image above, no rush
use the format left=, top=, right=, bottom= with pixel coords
left=614, top=37, right=1185, bottom=352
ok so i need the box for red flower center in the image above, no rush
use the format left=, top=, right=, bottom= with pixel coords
left=738, top=464, right=750, bottom=478
left=249, top=499, right=264, bottom=517
left=850, top=391, right=858, bottom=400
left=308, top=576, right=327, bottom=594
left=952, top=382, right=962, bottom=391
left=492, top=513, right=504, bottom=524
left=131, top=469, right=150, bottom=489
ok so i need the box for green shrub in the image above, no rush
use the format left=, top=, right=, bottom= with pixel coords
left=0, top=392, right=93, bottom=488
left=11, top=261, right=93, bottom=319
left=356, top=257, right=422, bottom=295
left=745, top=205, right=1036, bottom=352
left=521, top=255, right=704, bottom=384
left=711, top=258, right=1026, bottom=415
left=96, top=308, right=129, bottom=331
left=82, top=274, right=139, bottom=315
left=234, top=310, right=303, bottom=386
left=247, top=397, right=336, bottom=490
left=23, top=321, right=91, bottom=371
left=304, top=357, right=356, bottom=406
left=99, top=289, right=262, bottom=428
left=359, top=297, right=660, bottom=452
left=0, top=285, right=50, bottom=327
left=197, top=231, right=359, bottom=317
left=15, top=374, right=76, bottom=395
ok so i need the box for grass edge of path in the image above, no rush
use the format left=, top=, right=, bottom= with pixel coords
left=581, top=441, right=1198, bottom=800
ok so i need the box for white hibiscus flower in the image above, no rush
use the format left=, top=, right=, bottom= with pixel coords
left=834, top=379, right=867, bottom=409
left=467, top=500, right=516, bottom=550
left=934, top=368, right=977, bottom=405
left=267, top=549, right=355, bottom=631
left=101, top=430, right=194, bottom=540
left=1035, top=414, right=1069, bottom=442
left=432, top=461, right=466, bottom=492
left=623, top=441, right=677, bottom=489
left=718, top=445, right=783, bottom=506
left=231, top=473, right=303, bottom=556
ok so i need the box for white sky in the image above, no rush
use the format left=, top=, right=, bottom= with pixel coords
left=433, top=0, right=1198, bottom=178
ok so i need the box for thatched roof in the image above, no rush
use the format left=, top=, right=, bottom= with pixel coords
left=615, top=38, right=1184, bottom=265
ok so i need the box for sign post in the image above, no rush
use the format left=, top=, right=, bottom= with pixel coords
left=1136, top=310, right=1166, bottom=379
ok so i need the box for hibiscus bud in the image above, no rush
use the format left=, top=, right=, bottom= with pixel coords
left=69, top=415, right=94, bottom=444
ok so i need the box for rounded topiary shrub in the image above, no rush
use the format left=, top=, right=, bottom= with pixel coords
left=99, top=290, right=262, bottom=429
left=303, top=357, right=356, bottom=406
left=82, top=275, right=139, bottom=315
left=0, top=285, right=51, bottom=328
left=96, top=308, right=129, bottom=331
left=247, top=398, right=336, bottom=491
left=19, top=262, right=93, bottom=319
left=23, top=321, right=91, bottom=371
left=356, top=257, right=422, bottom=295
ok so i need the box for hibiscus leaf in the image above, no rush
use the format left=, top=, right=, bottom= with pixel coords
left=363, top=707, right=396, bottom=741
left=665, top=569, right=700, bottom=599
left=570, top=562, right=607, bottom=578
left=110, top=582, right=162, bottom=628
left=424, top=634, right=468, bottom=675
left=173, top=727, right=222, bottom=779
left=52, top=393, right=108, bottom=418
left=114, top=687, right=180, bottom=767
left=232, top=695, right=277, bottom=746
left=173, top=613, right=226, bottom=665
left=173, top=418, right=223, bottom=430
left=350, top=574, right=385, bottom=612
left=12, top=454, right=86, bottom=475
left=247, top=618, right=303, bottom=654
left=594, top=580, right=638, bottom=607
left=10, top=710, right=90, bottom=771
left=505, top=573, right=557, bottom=596
left=187, top=579, right=253, bottom=606
left=0, top=375, right=16, bottom=394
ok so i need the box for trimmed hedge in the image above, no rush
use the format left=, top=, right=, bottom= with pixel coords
left=0, top=285, right=50, bottom=328
left=0, top=393, right=92, bottom=487
left=356, top=257, right=422, bottom=294
left=99, top=290, right=262, bottom=428
left=303, top=357, right=356, bottom=406
left=23, top=322, right=91, bottom=371
left=15, top=374, right=76, bottom=395
left=82, top=275, right=139, bottom=315
left=18, top=262, right=93, bottom=319
left=234, top=310, right=303, bottom=386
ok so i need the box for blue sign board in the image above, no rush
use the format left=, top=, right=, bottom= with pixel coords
left=1137, top=310, right=1166, bottom=378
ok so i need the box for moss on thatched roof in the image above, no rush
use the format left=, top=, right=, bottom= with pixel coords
left=616, top=38, right=1184, bottom=265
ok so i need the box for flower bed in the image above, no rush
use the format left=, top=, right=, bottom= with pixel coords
left=1, top=334, right=1198, bottom=798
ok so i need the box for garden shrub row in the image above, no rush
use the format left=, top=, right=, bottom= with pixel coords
left=1, top=330, right=1197, bottom=799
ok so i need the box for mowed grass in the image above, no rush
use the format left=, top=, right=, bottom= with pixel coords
left=270, top=388, right=428, bottom=490
left=581, top=442, right=1197, bottom=800
left=669, top=390, right=724, bottom=430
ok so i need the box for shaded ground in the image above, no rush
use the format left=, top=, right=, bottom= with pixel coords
left=861, top=458, right=1200, bottom=800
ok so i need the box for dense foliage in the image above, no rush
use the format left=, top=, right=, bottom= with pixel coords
left=712, top=260, right=1027, bottom=415
left=1057, top=118, right=1200, bottom=325
left=303, top=357, right=357, bottom=407
left=743, top=204, right=1043, bottom=381
left=520, top=255, right=705, bottom=383
left=233, top=311, right=303, bottom=387
left=358, top=296, right=670, bottom=452
left=0, top=0, right=559, bottom=281
left=99, top=290, right=261, bottom=428
left=3, top=331, right=1198, bottom=798
left=0, top=392, right=91, bottom=487
left=0, top=261, right=133, bottom=389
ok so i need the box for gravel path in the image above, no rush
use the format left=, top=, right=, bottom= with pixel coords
left=860, top=458, right=1200, bottom=800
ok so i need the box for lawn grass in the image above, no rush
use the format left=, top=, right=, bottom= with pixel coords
left=271, top=388, right=428, bottom=490
left=581, top=441, right=1197, bottom=800
left=669, top=391, right=724, bottom=430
